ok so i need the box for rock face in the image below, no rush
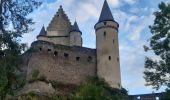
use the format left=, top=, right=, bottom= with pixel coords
left=18, top=81, right=55, bottom=96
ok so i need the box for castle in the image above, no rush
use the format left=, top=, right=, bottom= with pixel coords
left=22, top=0, right=121, bottom=91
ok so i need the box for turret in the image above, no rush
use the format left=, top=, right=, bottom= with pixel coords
left=69, top=21, right=82, bottom=46
left=37, top=26, right=47, bottom=40
left=95, top=0, right=121, bottom=88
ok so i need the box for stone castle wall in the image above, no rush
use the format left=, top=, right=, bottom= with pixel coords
left=25, top=41, right=97, bottom=85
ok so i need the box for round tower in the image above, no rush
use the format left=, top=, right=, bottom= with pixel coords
left=69, top=21, right=82, bottom=46
left=95, top=0, right=121, bottom=88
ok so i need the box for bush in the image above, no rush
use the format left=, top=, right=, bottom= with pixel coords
left=71, top=77, right=128, bottom=100
left=162, top=89, right=170, bottom=100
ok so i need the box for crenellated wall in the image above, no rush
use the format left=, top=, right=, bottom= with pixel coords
left=25, top=40, right=97, bottom=85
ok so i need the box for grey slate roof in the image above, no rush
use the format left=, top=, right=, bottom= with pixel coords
left=70, top=21, right=82, bottom=33
left=38, top=26, right=47, bottom=36
left=98, top=0, right=114, bottom=22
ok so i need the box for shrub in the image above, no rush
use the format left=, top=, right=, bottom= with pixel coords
left=162, top=89, right=170, bottom=100
left=71, top=77, right=128, bottom=100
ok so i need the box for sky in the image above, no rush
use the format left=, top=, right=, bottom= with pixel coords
left=21, top=0, right=169, bottom=95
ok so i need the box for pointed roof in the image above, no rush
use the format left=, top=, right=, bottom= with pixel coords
left=70, top=21, right=82, bottom=34
left=38, top=26, right=46, bottom=36
left=47, top=5, right=71, bottom=31
left=98, top=0, right=114, bottom=22
left=71, top=21, right=80, bottom=32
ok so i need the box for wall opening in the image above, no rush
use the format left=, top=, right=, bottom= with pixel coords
left=113, top=39, right=115, bottom=44
left=109, top=56, right=111, bottom=60
left=64, top=53, right=69, bottom=58
left=76, top=57, right=80, bottom=61
left=104, top=32, right=106, bottom=38
left=117, top=57, right=119, bottom=62
left=87, top=56, right=92, bottom=62
left=104, top=22, right=107, bottom=25
left=54, top=51, right=58, bottom=56
left=48, top=49, right=51, bottom=52
left=39, top=47, right=42, bottom=51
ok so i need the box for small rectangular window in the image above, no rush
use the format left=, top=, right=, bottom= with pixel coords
left=54, top=51, right=58, bottom=56
left=104, top=32, right=106, bottom=37
left=109, top=56, right=111, bottom=60
left=64, top=53, right=69, bottom=58
left=76, top=57, right=80, bottom=61
left=88, top=56, right=92, bottom=62
left=48, top=49, right=51, bottom=52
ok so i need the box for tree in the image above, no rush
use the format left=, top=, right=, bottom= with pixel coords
left=144, top=2, right=170, bottom=90
left=0, top=0, right=41, bottom=99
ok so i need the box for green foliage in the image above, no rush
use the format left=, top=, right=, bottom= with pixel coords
left=32, top=70, right=40, bottom=79
left=71, top=78, right=128, bottom=100
left=28, top=70, right=47, bottom=83
left=38, top=75, right=47, bottom=82
left=0, top=0, right=41, bottom=99
left=162, top=89, right=170, bottom=100
left=50, top=77, right=128, bottom=100
left=144, top=2, right=170, bottom=90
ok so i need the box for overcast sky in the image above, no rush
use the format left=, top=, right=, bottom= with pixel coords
left=21, top=0, right=169, bottom=95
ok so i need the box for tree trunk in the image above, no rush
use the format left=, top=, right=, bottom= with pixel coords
left=0, top=0, right=3, bottom=31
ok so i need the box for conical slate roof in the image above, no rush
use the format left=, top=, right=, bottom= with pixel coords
left=70, top=21, right=81, bottom=32
left=98, top=0, right=114, bottom=22
left=38, top=26, right=46, bottom=36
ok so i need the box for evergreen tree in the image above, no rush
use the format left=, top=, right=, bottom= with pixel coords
left=0, top=0, right=41, bottom=98
left=144, top=2, right=170, bottom=89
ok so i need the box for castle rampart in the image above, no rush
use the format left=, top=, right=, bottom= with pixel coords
left=26, top=41, right=97, bottom=85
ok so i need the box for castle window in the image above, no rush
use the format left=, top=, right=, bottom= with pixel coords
left=48, top=49, right=51, bottom=52
left=117, top=57, right=119, bottom=62
left=113, top=39, right=115, bottom=44
left=76, top=57, right=80, bottom=61
left=54, top=51, right=58, bottom=56
left=64, top=53, right=69, bottom=58
left=104, top=22, right=107, bottom=25
left=109, top=56, right=111, bottom=60
left=104, top=32, right=106, bottom=37
left=87, top=56, right=92, bottom=62
left=39, top=47, right=42, bottom=51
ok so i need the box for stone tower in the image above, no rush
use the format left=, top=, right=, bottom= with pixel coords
left=69, top=21, right=82, bottom=46
left=95, top=0, right=121, bottom=88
